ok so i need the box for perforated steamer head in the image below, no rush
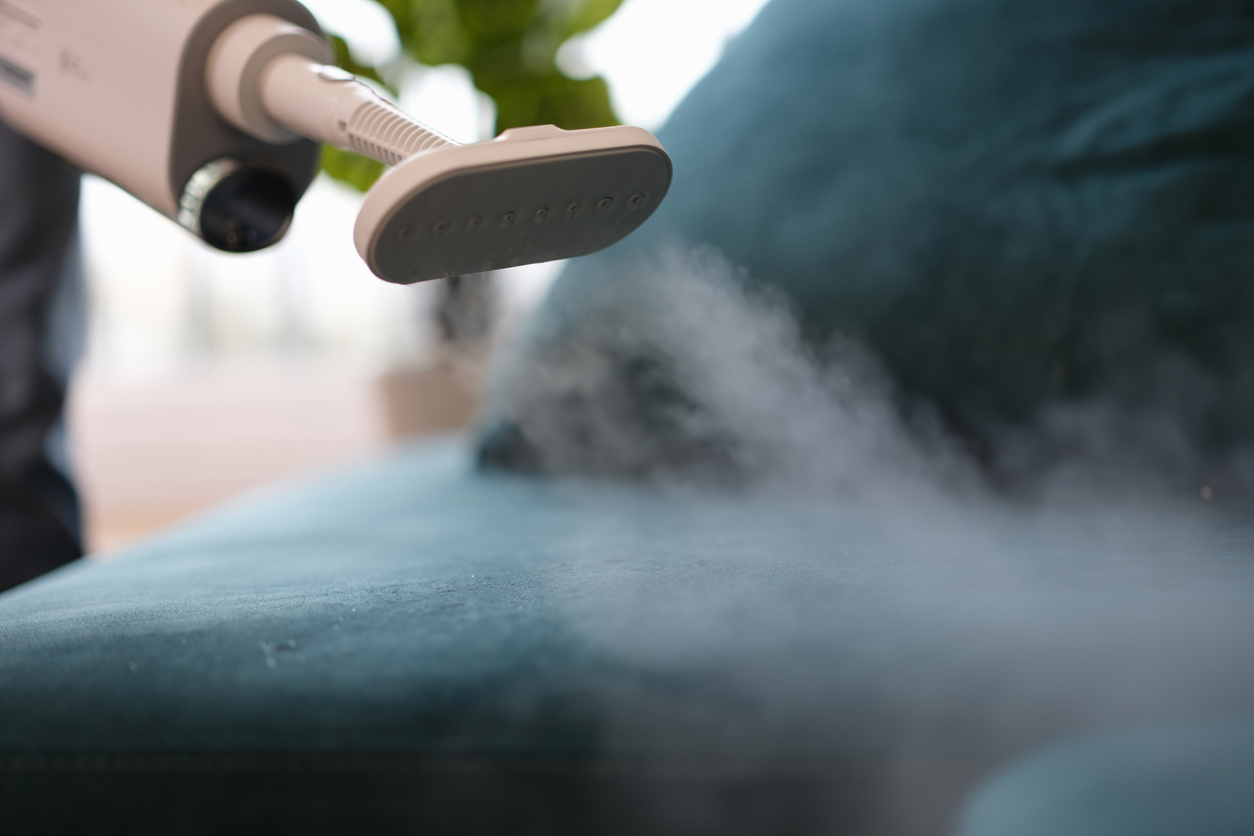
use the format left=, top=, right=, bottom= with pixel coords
left=353, top=125, right=673, bottom=284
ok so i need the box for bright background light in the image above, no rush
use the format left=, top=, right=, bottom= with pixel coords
left=560, top=0, right=772, bottom=130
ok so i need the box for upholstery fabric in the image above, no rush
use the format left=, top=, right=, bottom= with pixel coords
left=2, top=440, right=1253, bottom=833
left=481, top=0, right=1254, bottom=480
left=956, top=719, right=1254, bottom=836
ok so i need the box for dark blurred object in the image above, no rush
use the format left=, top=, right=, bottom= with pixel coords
left=322, top=0, right=624, bottom=192
left=436, top=273, right=496, bottom=353
left=481, top=0, right=1254, bottom=492
left=0, top=116, right=84, bottom=590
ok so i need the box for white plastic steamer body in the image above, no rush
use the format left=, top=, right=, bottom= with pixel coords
left=0, top=0, right=323, bottom=221
left=0, top=0, right=672, bottom=279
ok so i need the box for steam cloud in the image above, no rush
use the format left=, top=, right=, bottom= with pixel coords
left=484, top=243, right=1246, bottom=506
left=471, top=244, right=1254, bottom=834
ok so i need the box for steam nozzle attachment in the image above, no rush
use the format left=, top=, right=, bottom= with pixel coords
left=206, top=14, right=453, bottom=165
left=258, top=56, right=456, bottom=165
left=205, top=14, right=672, bottom=281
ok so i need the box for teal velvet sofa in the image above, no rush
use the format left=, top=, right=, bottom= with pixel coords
left=2, top=440, right=1253, bottom=833
left=7, top=0, right=1254, bottom=831
left=958, top=719, right=1254, bottom=836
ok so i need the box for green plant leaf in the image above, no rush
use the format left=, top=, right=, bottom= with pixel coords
left=321, top=145, right=386, bottom=191
left=410, top=0, right=473, bottom=65
left=562, top=0, right=626, bottom=38
left=490, top=73, right=616, bottom=132
left=319, top=0, right=624, bottom=192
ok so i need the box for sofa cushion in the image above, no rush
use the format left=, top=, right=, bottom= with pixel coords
left=2, top=440, right=1253, bottom=833
left=480, top=0, right=1254, bottom=482
left=956, top=719, right=1254, bottom=836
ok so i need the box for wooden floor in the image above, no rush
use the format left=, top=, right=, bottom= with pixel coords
left=67, top=364, right=477, bottom=554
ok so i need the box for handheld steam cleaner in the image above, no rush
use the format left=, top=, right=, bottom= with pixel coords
left=0, top=0, right=672, bottom=283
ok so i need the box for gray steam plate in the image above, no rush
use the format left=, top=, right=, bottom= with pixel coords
left=354, top=125, right=673, bottom=284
